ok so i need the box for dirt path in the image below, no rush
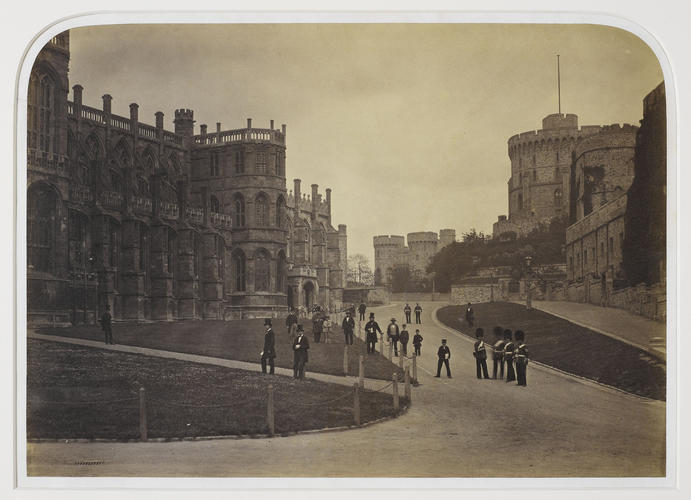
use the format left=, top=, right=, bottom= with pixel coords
left=25, top=302, right=666, bottom=479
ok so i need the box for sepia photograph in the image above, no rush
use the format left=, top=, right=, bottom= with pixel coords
left=14, top=9, right=677, bottom=489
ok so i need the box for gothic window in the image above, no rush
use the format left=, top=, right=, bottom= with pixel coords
left=255, top=194, right=268, bottom=227
left=274, top=153, right=280, bottom=176
left=235, top=150, right=244, bottom=173
left=210, top=153, right=220, bottom=177
left=609, top=237, right=614, bottom=255
left=68, top=210, right=90, bottom=271
left=256, top=151, right=267, bottom=174
left=139, top=223, right=151, bottom=294
left=555, top=167, right=560, bottom=180
left=138, top=178, right=150, bottom=197
left=210, top=195, right=220, bottom=214
left=276, top=196, right=285, bottom=228
left=600, top=241, right=605, bottom=258
left=554, top=188, right=563, bottom=207
left=584, top=249, right=588, bottom=266
left=276, top=251, right=286, bottom=292
left=233, top=193, right=246, bottom=227
left=255, top=249, right=270, bottom=292
left=556, top=151, right=560, bottom=162
left=143, top=154, right=155, bottom=174
left=532, top=154, right=536, bottom=165
left=35, top=75, right=56, bottom=154
left=27, top=184, right=58, bottom=273
left=232, top=250, right=246, bottom=292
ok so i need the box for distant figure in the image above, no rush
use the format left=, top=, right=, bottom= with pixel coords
left=365, top=313, right=382, bottom=354
left=387, top=317, right=400, bottom=356
left=260, top=318, right=276, bottom=375
left=399, top=324, right=410, bottom=356
left=312, top=313, right=324, bottom=343
left=414, top=303, right=422, bottom=324
left=358, top=302, right=367, bottom=321
left=514, top=330, right=529, bottom=386
left=404, top=303, right=412, bottom=323
left=323, top=316, right=332, bottom=343
left=491, top=326, right=507, bottom=380
left=503, top=329, right=516, bottom=383
left=99, top=305, right=114, bottom=345
left=293, top=324, right=310, bottom=379
left=465, top=302, right=474, bottom=327
left=473, top=328, right=490, bottom=379
left=435, top=339, right=451, bottom=378
left=341, top=310, right=355, bottom=345
left=413, top=329, right=423, bottom=356
left=285, top=309, right=298, bottom=339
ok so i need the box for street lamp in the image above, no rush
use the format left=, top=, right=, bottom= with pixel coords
left=525, top=255, right=533, bottom=310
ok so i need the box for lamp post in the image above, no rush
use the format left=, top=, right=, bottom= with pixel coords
left=525, top=255, right=532, bottom=310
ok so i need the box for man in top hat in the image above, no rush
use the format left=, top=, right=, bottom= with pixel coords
left=99, top=304, right=114, bottom=345
left=293, top=324, right=310, bottom=379
left=435, top=339, right=452, bottom=378
left=514, top=330, right=529, bottom=386
left=473, top=328, right=490, bottom=379
left=341, top=310, right=355, bottom=345
left=387, top=317, right=400, bottom=356
left=414, top=303, right=423, bottom=324
left=364, top=312, right=382, bottom=354
left=260, top=318, right=276, bottom=375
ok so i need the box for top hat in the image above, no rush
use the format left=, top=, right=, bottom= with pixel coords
left=369, top=313, right=375, bottom=318
left=264, top=318, right=272, bottom=326
left=441, top=338, right=447, bottom=343
left=391, top=318, right=396, bottom=321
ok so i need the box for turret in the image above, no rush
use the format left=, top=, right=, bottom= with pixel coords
left=174, top=109, right=195, bottom=137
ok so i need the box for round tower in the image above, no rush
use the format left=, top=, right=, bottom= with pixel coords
left=439, top=228, right=456, bottom=248
left=407, top=232, right=439, bottom=275
left=373, top=235, right=405, bottom=285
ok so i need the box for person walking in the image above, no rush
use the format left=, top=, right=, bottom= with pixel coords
left=503, top=329, right=516, bottom=383
left=387, top=317, right=400, bottom=356
left=435, top=339, right=451, bottom=378
left=285, top=309, right=298, bottom=340
left=341, top=310, right=355, bottom=345
left=491, top=326, right=507, bottom=379
left=465, top=302, right=474, bottom=328
left=514, top=330, right=529, bottom=386
left=260, top=318, right=276, bottom=374
left=399, top=324, right=410, bottom=357
left=473, top=328, right=490, bottom=379
left=293, top=324, right=310, bottom=379
left=358, top=302, right=367, bottom=322
left=99, top=304, right=114, bottom=345
left=413, top=329, right=423, bottom=356
left=403, top=304, right=412, bottom=323
left=365, top=312, right=382, bottom=354
left=414, top=303, right=422, bottom=324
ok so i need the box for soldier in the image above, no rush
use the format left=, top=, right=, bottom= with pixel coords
left=387, top=317, right=400, bottom=356
left=503, top=329, right=516, bottom=383
left=435, top=339, right=452, bottom=378
left=293, top=324, right=310, bottom=379
left=413, top=329, right=423, bottom=356
left=99, top=304, right=114, bottom=345
left=514, top=330, right=529, bottom=386
left=403, top=303, right=412, bottom=323
left=491, top=326, right=507, bottom=379
left=341, top=310, right=355, bottom=345
left=414, top=303, right=422, bottom=324
left=399, top=324, right=410, bottom=357
left=473, top=328, right=490, bottom=379
left=358, top=302, right=367, bottom=321
left=365, top=312, right=382, bottom=354
left=260, top=319, right=276, bottom=375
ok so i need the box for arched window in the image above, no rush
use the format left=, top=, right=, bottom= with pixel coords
left=255, top=151, right=267, bottom=174
left=36, top=75, right=56, bottom=154
left=274, top=153, right=280, bottom=176
left=255, top=249, right=270, bottom=291
left=255, top=194, right=268, bottom=227
left=554, top=188, right=563, bottom=207
left=139, top=223, right=151, bottom=295
left=276, top=251, right=286, bottom=292
left=210, top=195, right=220, bottom=213
left=233, top=194, right=246, bottom=227
left=232, top=250, right=246, bottom=292
left=276, top=196, right=285, bottom=228
left=68, top=210, right=90, bottom=271
left=235, top=150, right=244, bottom=174
left=27, top=184, right=59, bottom=273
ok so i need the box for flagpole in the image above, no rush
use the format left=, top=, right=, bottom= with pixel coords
left=557, top=54, right=561, bottom=114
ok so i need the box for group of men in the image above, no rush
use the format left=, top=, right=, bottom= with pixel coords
left=403, top=303, right=423, bottom=324
left=261, top=318, right=310, bottom=380
left=473, top=326, right=529, bottom=386
left=364, top=313, right=424, bottom=357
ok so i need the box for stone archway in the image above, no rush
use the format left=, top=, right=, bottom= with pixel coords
left=303, top=281, right=315, bottom=310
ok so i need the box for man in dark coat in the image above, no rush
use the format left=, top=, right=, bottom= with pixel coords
left=342, top=310, right=355, bottom=345
left=99, top=304, right=114, bottom=345
left=364, top=312, right=382, bottom=354
left=386, top=318, right=400, bottom=356
left=435, top=339, right=451, bottom=378
left=414, top=303, right=422, bottom=324
left=293, top=324, right=310, bottom=379
left=473, top=328, right=490, bottom=379
left=412, top=329, right=423, bottom=356
left=403, top=304, right=412, bottom=323
left=503, top=329, right=516, bottom=383
left=285, top=310, right=298, bottom=339
left=312, top=312, right=324, bottom=343
left=399, top=324, right=410, bottom=356
left=260, top=318, right=276, bottom=374
left=357, top=302, right=367, bottom=321
left=465, top=302, right=474, bottom=327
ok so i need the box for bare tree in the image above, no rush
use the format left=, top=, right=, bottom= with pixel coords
left=347, top=254, right=374, bottom=286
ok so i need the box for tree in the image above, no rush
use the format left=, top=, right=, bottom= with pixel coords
left=390, top=264, right=412, bottom=293
left=347, top=254, right=374, bottom=286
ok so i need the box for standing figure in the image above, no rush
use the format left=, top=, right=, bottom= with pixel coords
left=365, top=313, right=382, bottom=354
left=99, top=304, right=114, bottom=345
left=465, top=302, right=474, bottom=328
left=414, top=303, right=422, bottom=324
left=503, top=329, right=516, bottom=383
left=491, top=326, right=507, bottom=379
left=412, top=329, right=423, bottom=356
left=293, top=324, right=310, bottom=379
left=435, top=339, right=451, bottom=378
left=341, top=310, right=355, bottom=345
left=260, top=319, right=276, bottom=374
left=285, top=309, right=298, bottom=339
left=312, top=312, right=324, bottom=343
left=358, top=302, right=367, bottom=321
left=473, top=328, right=490, bottom=379
left=403, top=304, right=412, bottom=323
left=399, top=324, right=410, bottom=356
left=387, top=318, right=400, bottom=356
left=514, top=330, right=529, bottom=386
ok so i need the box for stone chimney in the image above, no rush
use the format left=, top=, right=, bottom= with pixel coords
left=293, top=179, right=301, bottom=217
left=247, top=118, right=252, bottom=129
left=155, top=111, right=164, bottom=130
left=325, top=188, right=332, bottom=225
left=311, top=184, right=318, bottom=221
left=129, top=103, right=139, bottom=123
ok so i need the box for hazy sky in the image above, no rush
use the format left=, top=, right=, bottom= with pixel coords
left=68, top=23, right=663, bottom=262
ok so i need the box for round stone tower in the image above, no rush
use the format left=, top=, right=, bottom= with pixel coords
left=407, top=232, right=439, bottom=276
left=373, top=235, right=405, bottom=285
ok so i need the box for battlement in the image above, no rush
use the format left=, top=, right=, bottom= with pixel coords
left=373, top=235, right=405, bottom=247
left=174, top=109, right=194, bottom=120
left=407, top=232, right=439, bottom=245
left=573, top=123, right=638, bottom=160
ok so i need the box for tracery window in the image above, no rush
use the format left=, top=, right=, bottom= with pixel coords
left=255, top=249, right=270, bottom=292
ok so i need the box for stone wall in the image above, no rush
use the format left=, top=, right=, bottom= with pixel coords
left=450, top=284, right=497, bottom=305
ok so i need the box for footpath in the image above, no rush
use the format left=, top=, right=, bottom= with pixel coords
left=514, top=300, right=667, bottom=359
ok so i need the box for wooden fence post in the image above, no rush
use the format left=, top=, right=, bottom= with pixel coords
left=404, top=366, right=411, bottom=402
left=267, top=384, right=275, bottom=436
left=392, top=373, right=399, bottom=413
left=353, top=382, right=361, bottom=426
left=399, top=351, right=404, bottom=370
left=412, top=353, right=418, bottom=383
left=343, top=345, right=349, bottom=376
left=388, top=341, right=393, bottom=361
left=139, top=387, right=147, bottom=442
left=358, top=354, right=365, bottom=388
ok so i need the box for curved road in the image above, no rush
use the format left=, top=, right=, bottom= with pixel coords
left=26, top=302, right=665, bottom=478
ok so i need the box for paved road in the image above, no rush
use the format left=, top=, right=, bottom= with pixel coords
left=26, top=302, right=666, bottom=478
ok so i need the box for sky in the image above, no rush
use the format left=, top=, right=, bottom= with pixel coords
left=67, top=23, right=663, bottom=263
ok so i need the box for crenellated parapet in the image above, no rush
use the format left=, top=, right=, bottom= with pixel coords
left=373, top=235, right=406, bottom=248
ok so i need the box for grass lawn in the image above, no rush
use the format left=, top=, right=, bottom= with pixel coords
left=27, top=339, right=406, bottom=440
left=437, top=302, right=666, bottom=401
left=36, top=319, right=403, bottom=381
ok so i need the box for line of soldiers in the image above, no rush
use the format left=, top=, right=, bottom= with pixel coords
left=403, top=303, right=423, bottom=324
left=473, top=327, right=529, bottom=386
